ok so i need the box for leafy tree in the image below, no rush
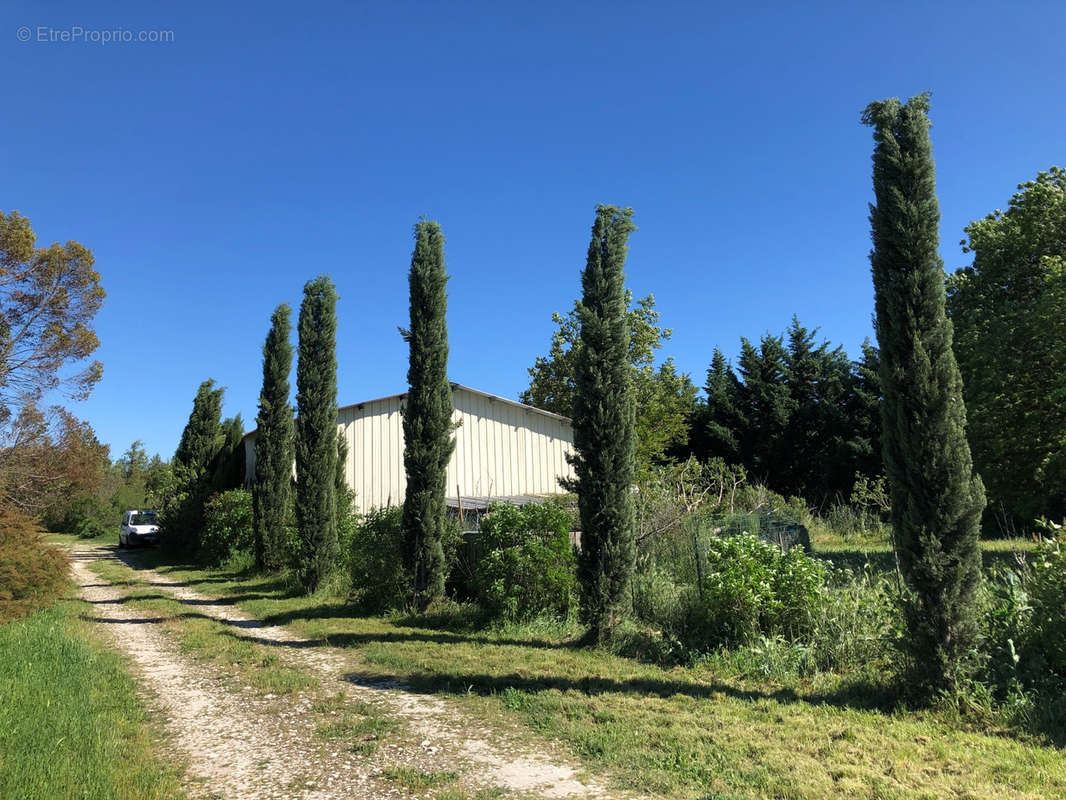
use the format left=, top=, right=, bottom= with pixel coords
left=522, top=293, right=694, bottom=472
left=253, top=303, right=295, bottom=572
left=0, top=211, right=107, bottom=532
left=294, top=277, right=339, bottom=593
left=162, top=380, right=224, bottom=554
left=864, top=94, right=986, bottom=693
left=948, top=167, right=1066, bottom=524
left=144, top=455, right=174, bottom=510
left=567, top=205, right=638, bottom=643
left=401, top=221, right=454, bottom=610
left=0, top=211, right=105, bottom=414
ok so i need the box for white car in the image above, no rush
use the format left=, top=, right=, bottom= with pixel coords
left=119, top=509, right=159, bottom=548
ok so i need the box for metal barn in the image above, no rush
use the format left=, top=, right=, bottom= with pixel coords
left=242, top=384, right=575, bottom=512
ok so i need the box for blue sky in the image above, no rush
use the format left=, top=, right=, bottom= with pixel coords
left=4, top=1, right=1064, bottom=459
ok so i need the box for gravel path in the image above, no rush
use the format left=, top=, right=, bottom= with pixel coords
left=71, top=545, right=609, bottom=799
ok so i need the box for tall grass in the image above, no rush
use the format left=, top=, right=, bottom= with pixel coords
left=0, top=601, right=183, bottom=799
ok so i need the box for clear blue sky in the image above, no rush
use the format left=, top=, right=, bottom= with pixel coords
left=4, top=1, right=1063, bottom=459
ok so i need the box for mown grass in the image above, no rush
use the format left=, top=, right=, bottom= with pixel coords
left=79, top=537, right=1066, bottom=799
left=0, top=599, right=184, bottom=800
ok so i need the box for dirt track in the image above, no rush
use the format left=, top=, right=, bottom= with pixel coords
left=71, top=544, right=608, bottom=799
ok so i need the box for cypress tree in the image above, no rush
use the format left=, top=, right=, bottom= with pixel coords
left=163, top=379, right=224, bottom=554
left=253, top=304, right=294, bottom=572
left=568, top=205, right=637, bottom=643
left=401, top=220, right=454, bottom=611
left=863, top=94, right=986, bottom=693
left=210, top=414, right=245, bottom=492
left=294, top=277, right=339, bottom=593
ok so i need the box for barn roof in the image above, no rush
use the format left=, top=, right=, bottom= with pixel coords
left=241, top=383, right=569, bottom=441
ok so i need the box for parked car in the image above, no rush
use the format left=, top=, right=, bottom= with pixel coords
left=119, top=509, right=159, bottom=548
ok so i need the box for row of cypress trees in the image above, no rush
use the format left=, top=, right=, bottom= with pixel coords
left=251, top=277, right=341, bottom=593
left=239, top=93, right=983, bottom=694
left=248, top=223, right=455, bottom=600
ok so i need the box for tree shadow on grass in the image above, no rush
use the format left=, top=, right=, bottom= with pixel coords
left=339, top=664, right=900, bottom=715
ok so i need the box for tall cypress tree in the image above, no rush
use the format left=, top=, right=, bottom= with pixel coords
left=294, top=277, right=339, bottom=593
left=163, top=379, right=224, bottom=554
left=569, top=205, right=637, bottom=643
left=401, top=220, right=454, bottom=611
left=863, top=94, right=986, bottom=693
left=253, top=304, right=294, bottom=572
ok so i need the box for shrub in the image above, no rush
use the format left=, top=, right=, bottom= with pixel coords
left=1027, top=526, right=1066, bottom=676
left=200, top=490, right=253, bottom=567
left=0, top=507, right=68, bottom=623
left=688, top=533, right=827, bottom=648
left=472, top=501, right=576, bottom=620
left=350, top=506, right=409, bottom=610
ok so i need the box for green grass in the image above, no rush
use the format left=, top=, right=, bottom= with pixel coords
left=0, top=599, right=184, bottom=800
left=381, top=765, right=459, bottom=790
left=75, top=537, right=1066, bottom=799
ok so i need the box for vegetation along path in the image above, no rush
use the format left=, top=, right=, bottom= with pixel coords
left=70, top=542, right=608, bottom=800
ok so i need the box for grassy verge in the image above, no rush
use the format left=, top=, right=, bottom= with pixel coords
left=76, top=536, right=1066, bottom=799
left=0, top=598, right=185, bottom=799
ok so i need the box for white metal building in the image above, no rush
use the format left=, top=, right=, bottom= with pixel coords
left=242, top=384, right=575, bottom=512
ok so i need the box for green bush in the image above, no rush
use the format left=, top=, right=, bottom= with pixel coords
left=350, top=506, right=409, bottom=610
left=472, top=502, right=576, bottom=620
left=200, top=490, right=253, bottom=567
left=688, top=534, right=827, bottom=648
left=1028, top=527, right=1066, bottom=676
left=0, top=508, right=69, bottom=623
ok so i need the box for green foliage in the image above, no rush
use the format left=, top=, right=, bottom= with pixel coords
left=1028, top=525, right=1066, bottom=676
left=864, top=93, right=986, bottom=694
left=210, top=414, right=245, bottom=493
left=472, top=502, right=576, bottom=620
left=0, top=210, right=105, bottom=411
left=401, top=220, right=454, bottom=611
left=162, top=379, right=224, bottom=555
left=691, top=534, right=827, bottom=647
left=948, top=166, right=1066, bottom=523
left=349, top=506, right=409, bottom=610
left=294, top=276, right=339, bottom=593
left=522, top=292, right=697, bottom=472
left=253, top=303, right=295, bottom=572
left=200, top=489, right=254, bottom=567
left=569, top=205, right=638, bottom=641
left=696, top=321, right=881, bottom=504
left=0, top=507, right=68, bottom=623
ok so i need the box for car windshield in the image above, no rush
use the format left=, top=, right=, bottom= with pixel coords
left=131, top=512, right=157, bottom=526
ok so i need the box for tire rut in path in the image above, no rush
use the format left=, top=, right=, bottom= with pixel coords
left=73, top=545, right=610, bottom=799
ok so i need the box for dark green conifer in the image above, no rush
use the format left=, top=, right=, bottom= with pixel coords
left=568, top=205, right=638, bottom=643
left=294, top=277, right=339, bottom=593
left=210, top=414, right=245, bottom=492
left=163, top=379, right=224, bottom=554
left=698, top=348, right=745, bottom=465
left=401, top=220, right=454, bottom=611
left=863, top=94, right=986, bottom=693
left=253, top=304, right=294, bottom=572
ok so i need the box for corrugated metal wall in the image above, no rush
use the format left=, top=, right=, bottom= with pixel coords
left=245, top=387, right=575, bottom=511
